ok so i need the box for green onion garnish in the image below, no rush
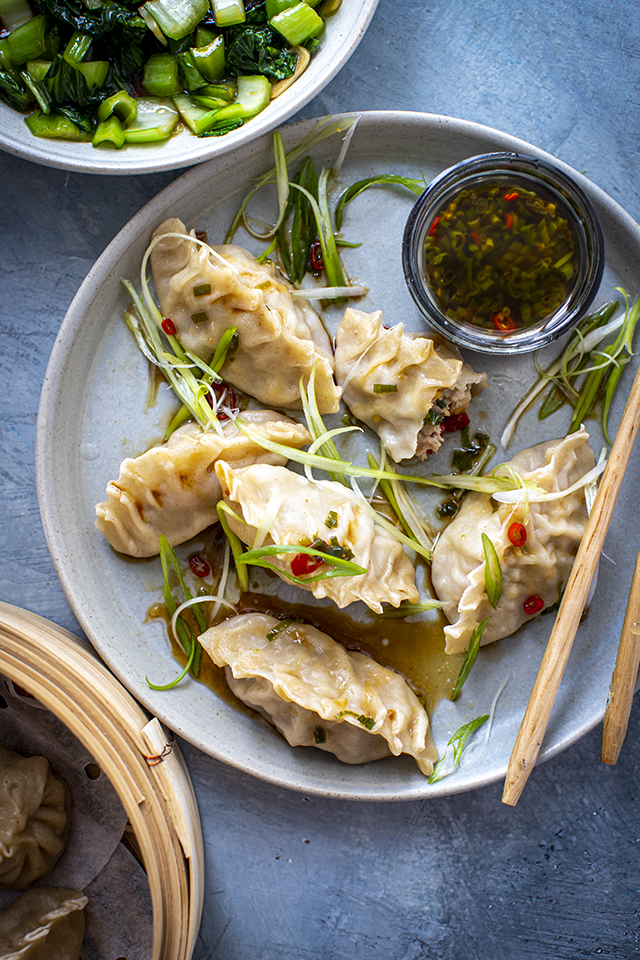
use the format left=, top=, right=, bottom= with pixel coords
left=374, top=599, right=444, bottom=619
left=193, top=283, right=212, bottom=297
left=373, top=383, right=398, bottom=394
left=451, top=618, right=490, bottom=702
left=234, top=543, right=367, bottom=586
left=335, top=710, right=375, bottom=730
left=428, top=714, right=490, bottom=783
left=146, top=535, right=205, bottom=689
left=265, top=617, right=304, bottom=641
left=482, top=534, right=502, bottom=609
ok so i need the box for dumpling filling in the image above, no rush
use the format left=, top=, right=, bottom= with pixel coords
left=334, top=307, right=487, bottom=461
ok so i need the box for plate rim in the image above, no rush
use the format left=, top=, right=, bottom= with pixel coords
left=36, top=109, right=639, bottom=801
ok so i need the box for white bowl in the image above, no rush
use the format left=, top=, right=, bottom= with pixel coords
left=0, top=0, right=378, bottom=175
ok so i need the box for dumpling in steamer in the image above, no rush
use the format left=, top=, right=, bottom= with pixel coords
left=0, top=746, right=70, bottom=890
left=215, top=460, right=418, bottom=612
left=95, top=410, right=311, bottom=557
left=0, top=887, right=87, bottom=959
left=199, top=613, right=437, bottom=774
left=149, top=218, right=341, bottom=413
left=334, top=307, right=487, bottom=461
left=431, top=428, right=595, bottom=654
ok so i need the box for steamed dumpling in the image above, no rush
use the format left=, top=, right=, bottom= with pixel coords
left=334, top=308, right=487, bottom=461
left=199, top=613, right=437, bottom=774
left=0, top=746, right=70, bottom=891
left=215, top=460, right=418, bottom=612
left=0, top=887, right=87, bottom=959
left=431, top=428, right=595, bottom=654
left=149, top=218, right=341, bottom=412
left=95, top=409, right=311, bottom=557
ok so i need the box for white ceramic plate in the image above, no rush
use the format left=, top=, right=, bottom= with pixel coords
left=37, top=111, right=640, bottom=800
left=0, top=1, right=377, bottom=175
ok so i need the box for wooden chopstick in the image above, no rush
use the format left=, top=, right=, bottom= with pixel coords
left=502, top=359, right=640, bottom=806
left=601, top=545, right=640, bottom=764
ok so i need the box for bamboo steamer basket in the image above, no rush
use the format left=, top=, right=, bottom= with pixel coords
left=0, top=601, right=204, bottom=960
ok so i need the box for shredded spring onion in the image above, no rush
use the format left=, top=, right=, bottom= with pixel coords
left=492, top=457, right=607, bottom=504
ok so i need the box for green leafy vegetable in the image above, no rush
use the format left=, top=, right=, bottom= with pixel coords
left=428, top=714, right=490, bottom=783
left=451, top=619, right=489, bottom=701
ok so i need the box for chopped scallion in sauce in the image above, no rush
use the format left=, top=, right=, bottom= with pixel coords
left=424, top=180, right=577, bottom=331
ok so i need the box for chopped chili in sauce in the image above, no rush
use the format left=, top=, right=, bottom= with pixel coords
left=424, top=180, right=577, bottom=331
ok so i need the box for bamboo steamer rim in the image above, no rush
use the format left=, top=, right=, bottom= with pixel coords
left=0, top=602, right=203, bottom=960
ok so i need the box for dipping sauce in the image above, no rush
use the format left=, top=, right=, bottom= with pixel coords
left=402, top=152, right=604, bottom=355
left=424, top=179, right=577, bottom=332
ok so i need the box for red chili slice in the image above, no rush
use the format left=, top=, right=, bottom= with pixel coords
left=493, top=313, right=516, bottom=332
left=291, top=553, right=324, bottom=577
left=206, top=381, right=238, bottom=420
left=441, top=412, right=470, bottom=433
left=428, top=216, right=440, bottom=237
left=504, top=213, right=513, bottom=229
left=523, top=595, right=545, bottom=616
left=508, top=522, right=527, bottom=547
left=189, top=554, right=210, bottom=577
left=310, top=241, right=324, bottom=272
left=503, top=191, right=519, bottom=201
left=161, top=317, right=177, bottom=336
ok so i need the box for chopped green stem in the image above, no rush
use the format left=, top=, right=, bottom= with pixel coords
left=428, top=714, right=490, bottom=783
left=216, top=502, right=249, bottom=592
left=334, top=174, right=426, bottom=230
left=482, top=534, right=502, bottom=609
left=235, top=543, right=367, bottom=584
left=452, top=620, right=490, bottom=702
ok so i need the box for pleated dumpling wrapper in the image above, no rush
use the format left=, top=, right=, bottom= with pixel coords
left=334, top=307, right=487, bottom=461
left=0, top=887, right=87, bottom=960
left=199, top=613, right=437, bottom=775
left=431, top=428, right=595, bottom=654
left=0, top=745, right=70, bottom=890
left=95, top=410, right=311, bottom=557
left=215, top=461, right=418, bottom=612
left=149, top=218, right=341, bottom=412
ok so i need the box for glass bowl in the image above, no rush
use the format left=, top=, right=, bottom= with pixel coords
left=402, top=152, right=605, bottom=354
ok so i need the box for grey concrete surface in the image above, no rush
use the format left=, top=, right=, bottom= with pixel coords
left=2, top=0, right=640, bottom=957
